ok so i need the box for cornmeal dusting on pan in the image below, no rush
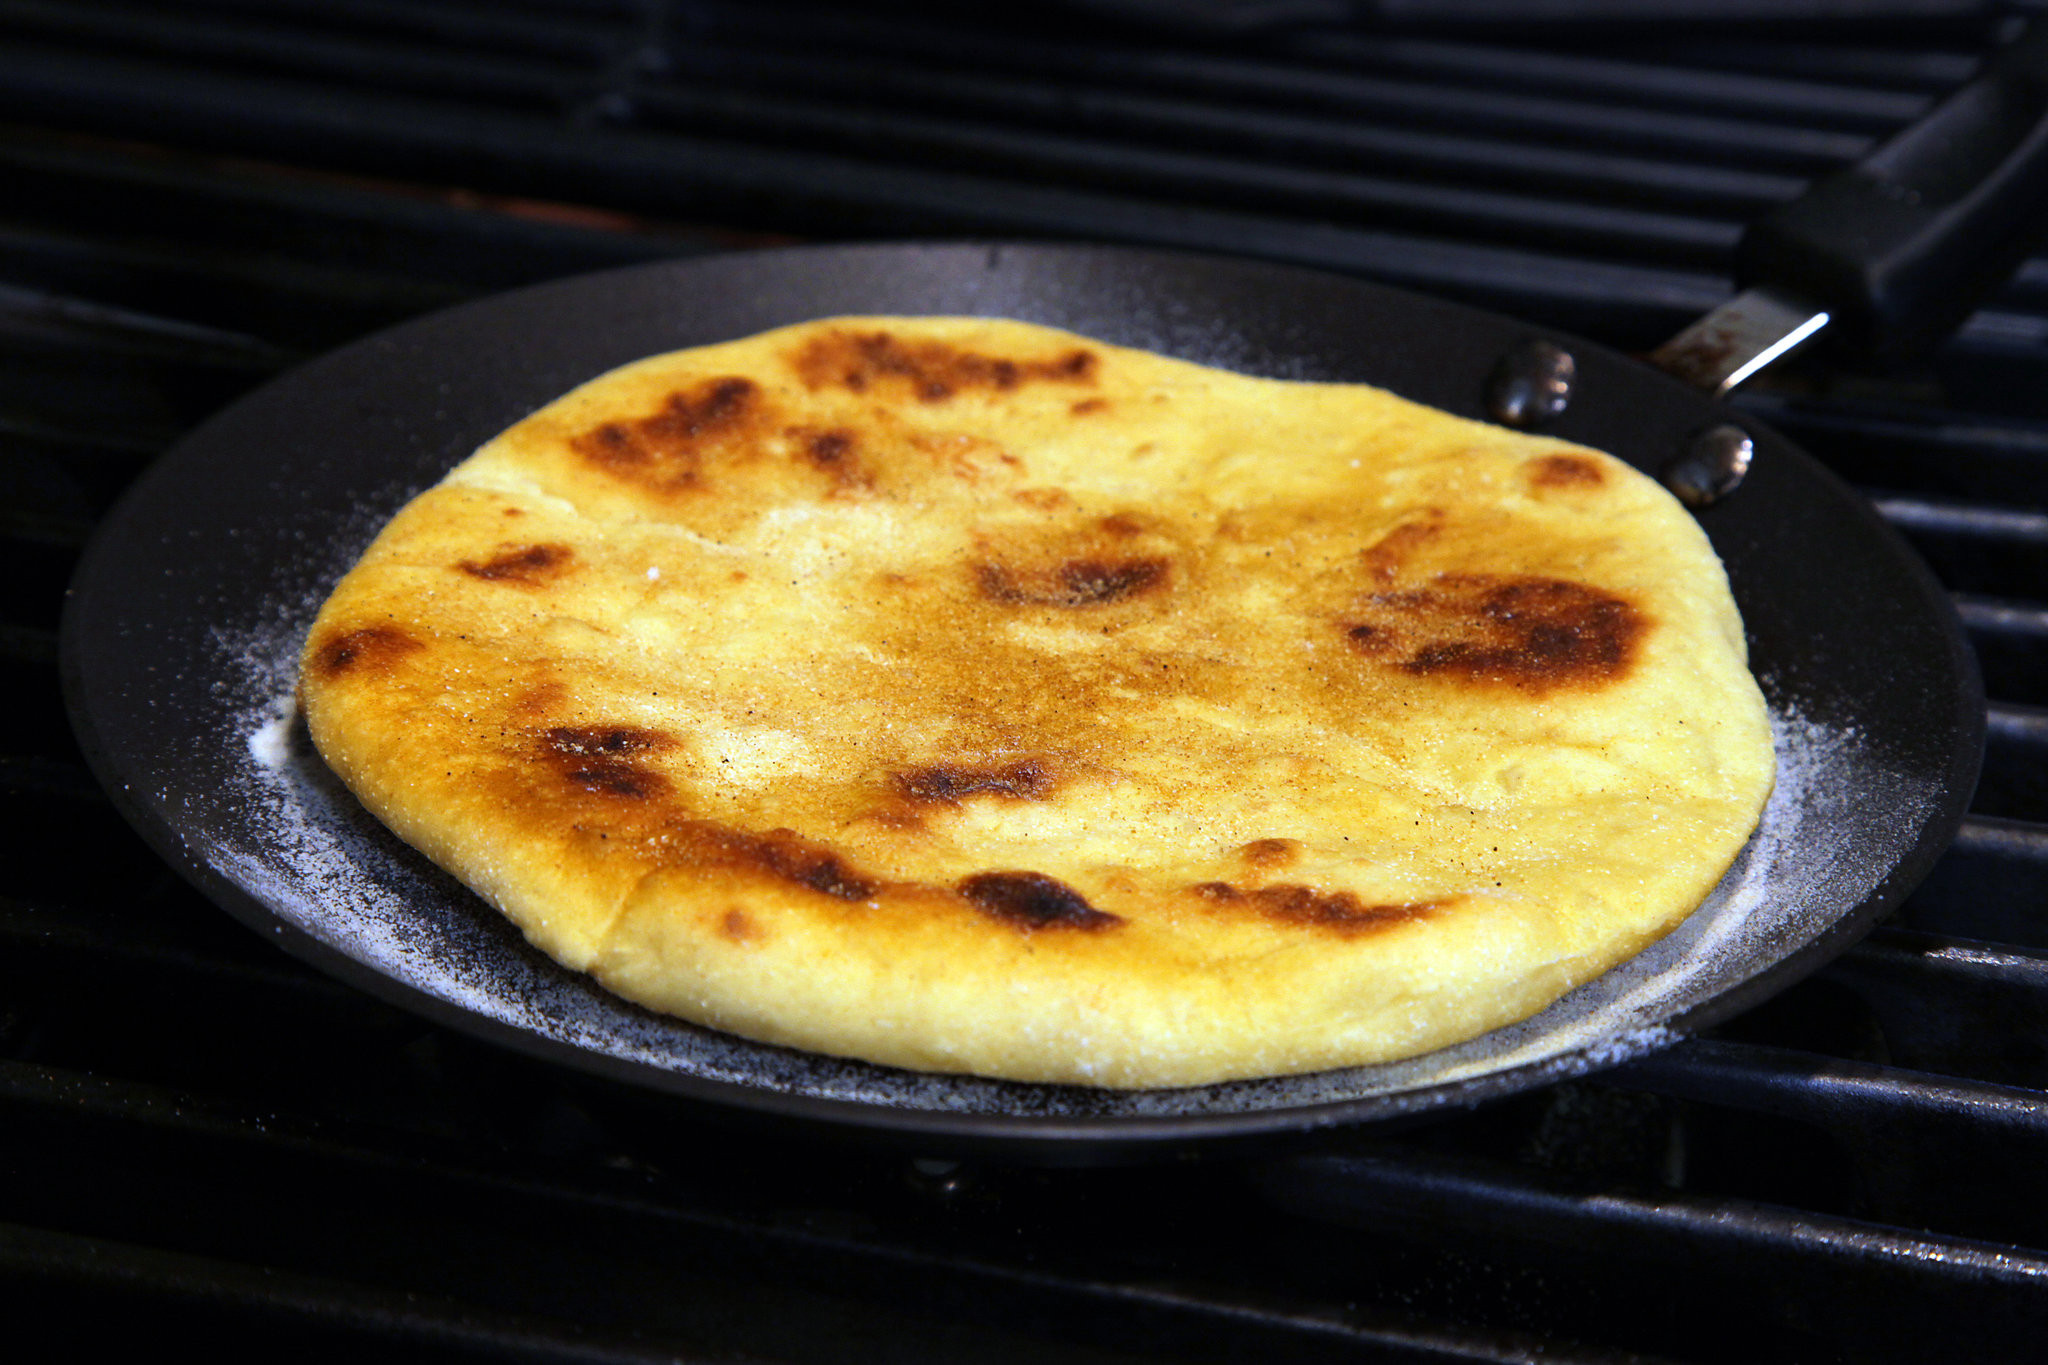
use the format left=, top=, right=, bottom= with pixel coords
left=296, top=317, right=1775, bottom=1089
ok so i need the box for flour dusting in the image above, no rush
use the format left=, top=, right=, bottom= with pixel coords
left=246, top=706, right=296, bottom=771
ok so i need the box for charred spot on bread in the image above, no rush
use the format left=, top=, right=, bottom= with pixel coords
left=797, top=426, right=858, bottom=476
left=687, top=824, right=877, bottom=901
left=977, top=556, right=1168, bottom=608
left=309, top=625, right=421, bottom=679
left=958, top=871, right=1121, bottom=931
left=458, top=542, right=572, bottom=586
left=571, top=376, right=764, bottom=490
left=538, top=725, right=675, bottom=801
left=1193, top=881, right=1442, bottom=934
left=1344, top=573, right=1644, bottom=692
left=792, top=328, right=1098, bottom=402
left=898, top=760, right=1055, bottom=804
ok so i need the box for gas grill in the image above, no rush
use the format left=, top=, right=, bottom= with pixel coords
left=7, top=3, right=2048, bottom=1359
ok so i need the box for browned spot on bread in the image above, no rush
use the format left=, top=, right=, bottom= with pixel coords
left=1343, top=573, right=1644, bottom=692
left=958, top=871, right=1121, bottom=931
left=800, top=427, right=855, bottom=471
left=551, top=764, right=664, bottom=802
left=851, top=805, right=929, bottom=834
left=1345, top=623, right=1391, bottom=653
left=458, top=542, right=572, bottom=586
left=899, top=759, right=1054, bottom=804
left=903, top=432, right=1025, bottom=486
left=511, top=681, right=568, bottom=719
left=542, top=725, right=672, bottom=756
left=570, top=375, right=763, bottom=491
left=1360, top=516, right=1441, bottom=584
left=310, top=625, right=421, bottom=679
left=1529, top=453, right=1605, bottom=489
left=977, top=557, right=1168, bottom=608
left=679, top=823, right=876, bottom=901
left=1193, top=882, right=1442, bottom=934
left=538, top=725, right=675, bottom=801
left=792, top=328, right=1098, bottom=403
left=1097, top=513, right=1144, bottom=538
left=785, top=425, right=871, bottom=491
left=1071, top=397, right=1110, bottom=415
left=1012, top=487, right=1072, bottom=511
left=720, top=909, right=760, bottom=944
left=1236, top=838, right=1301, bottom=870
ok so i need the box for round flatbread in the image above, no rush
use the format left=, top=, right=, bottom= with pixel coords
left=298, top=316, right=1774, bottom=1089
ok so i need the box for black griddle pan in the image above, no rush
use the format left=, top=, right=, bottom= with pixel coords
left=62, top=239, right=1983, bottom=1160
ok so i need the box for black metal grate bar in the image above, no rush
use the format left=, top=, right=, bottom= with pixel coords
left=0, top=1223, right=695, bottom=1365
left=1268, top=30, right=1951, bottom=121
left=1, top=0, right=2042, bottom=369
left=1824, top=926, right=2048, bottom=1087
left=1255, top=1143, right=2048, bottom=1362
left=647, top=40, right=1812, bottom=214
left=1737, top=392, right=2048, bottom=495
left=692, top=5, right=1903, bottom=163
left=0, top=1061, right=1653, bottom=1364
left=1908, top=816, right=2048, bottom=949
left=1956, top=596, right=2048, bottom=707
left=1614, top=1036, right=2048, bottom=1140
left=0, top=41, right=1755, bottom=344
left=628, top=81, right=1745, bottom=265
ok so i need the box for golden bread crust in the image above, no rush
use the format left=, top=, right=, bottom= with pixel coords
left=299, top=317, right=1774, bottom=1088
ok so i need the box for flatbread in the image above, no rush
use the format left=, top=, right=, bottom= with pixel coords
left=298, top=316, right=1774, bottom=1089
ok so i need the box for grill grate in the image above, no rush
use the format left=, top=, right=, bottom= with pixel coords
left=5, top=3, right=2048, bottom=1359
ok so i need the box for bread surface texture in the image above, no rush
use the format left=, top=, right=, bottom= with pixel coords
left=299, top=316, right=1775, bottom=1088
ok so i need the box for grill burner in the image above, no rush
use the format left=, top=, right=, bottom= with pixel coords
left=7, top=3, right=2048, bottom=1359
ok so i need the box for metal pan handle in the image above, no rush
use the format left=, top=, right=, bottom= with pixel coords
left=1646, top=21, right=2048, bottom=500
left=1737, top=19, right=2048, bottom=366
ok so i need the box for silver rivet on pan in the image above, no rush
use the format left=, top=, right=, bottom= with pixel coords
left=1662, top=424, right=1755, bottom=507
left=1485, top=339, right=1576, bottom=428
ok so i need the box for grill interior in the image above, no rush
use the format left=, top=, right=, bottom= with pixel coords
left=6, top=2, right=2048, bottom=1359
